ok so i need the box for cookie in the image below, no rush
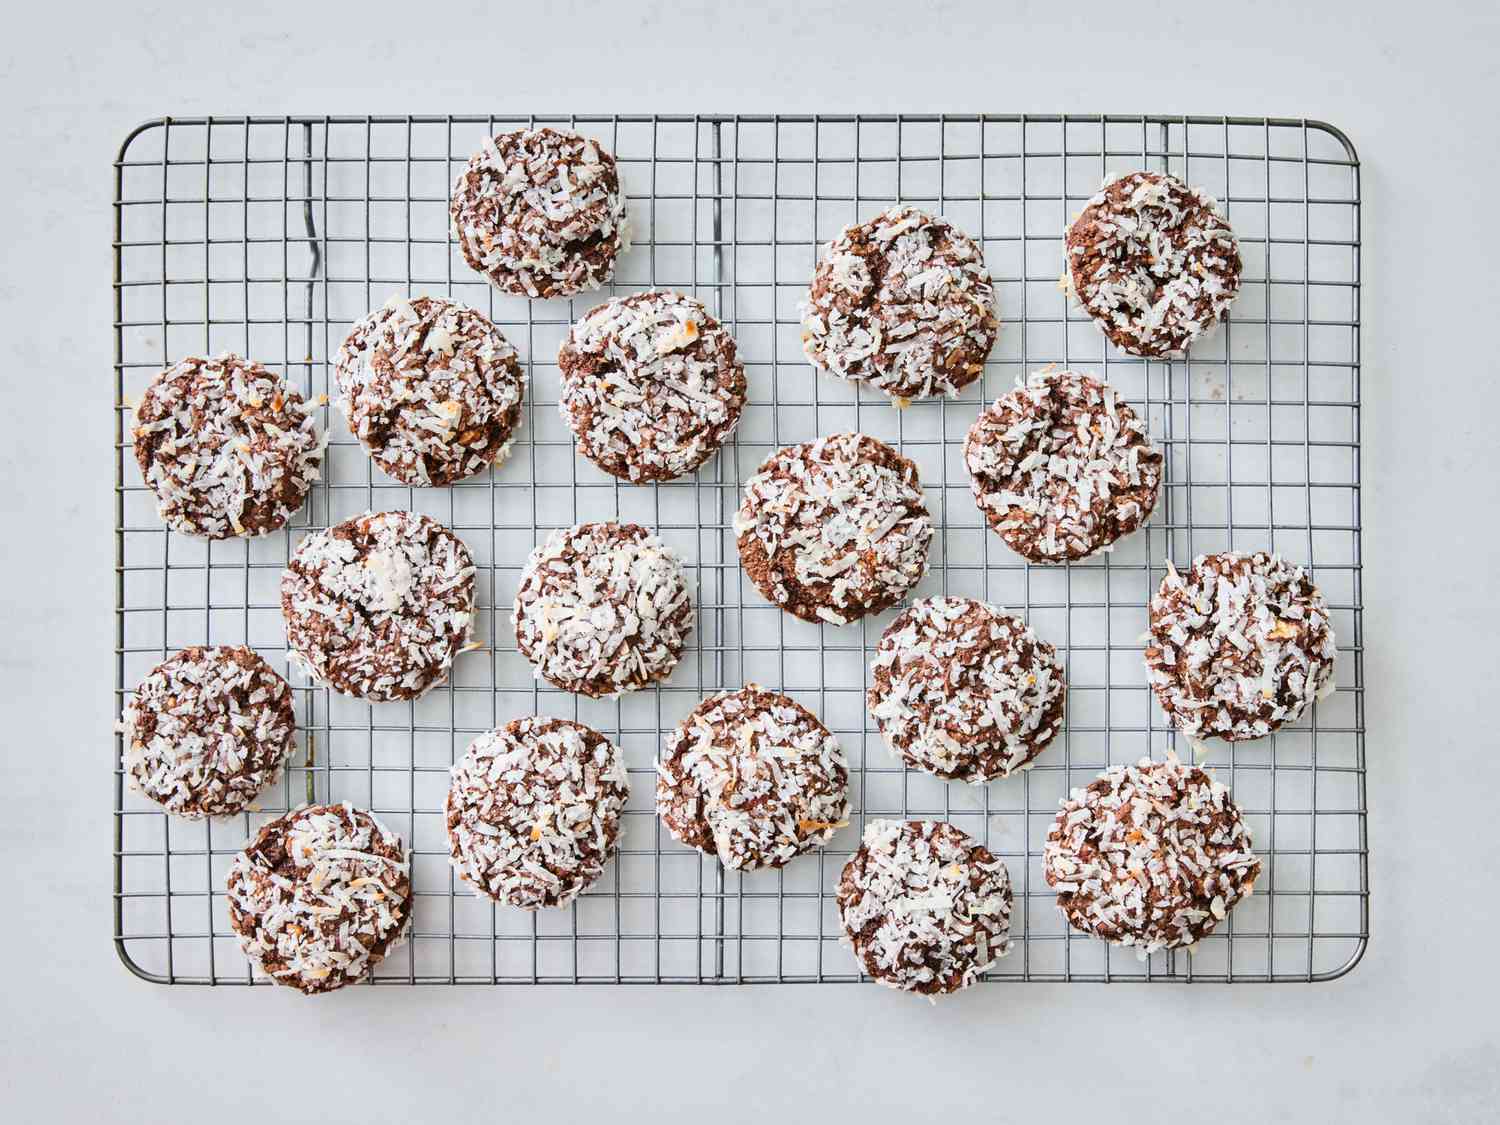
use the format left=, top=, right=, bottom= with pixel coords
left=836, top=819, right=1012, bottom=995
left=1146, top=552, right=1337, bottom=742
left=132, top=353, right=325, bottom=538
left=1044, top=757, right=1261, bottom=953
left=734, top=432, right=932, bottom=625
left=226, top=802, right=411, bottom=994
left=801, top=206, right=998, bottom=400
left=558, top=290, right=746, bottom=482
left=513, top=521, right=693, bottom=697
left=656, top=685, right=849, bottom=871
left=120, top=646, right=295, bottom=819
left=333, top=296, right=525, bottom=486
left=446, top=717, right=630, bottom=910
left=450, top=127, right=628, bottom=299
left=281, top=511, right=475, bottom=702
left=868, top=597, right=1065, bottom=783
left=1064, top=171, right=1242, bottom=357
left=964, top=369, right=1163, bottom=563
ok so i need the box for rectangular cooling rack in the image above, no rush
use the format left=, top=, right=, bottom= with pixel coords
left=113, top=114, right=1366, bottom=985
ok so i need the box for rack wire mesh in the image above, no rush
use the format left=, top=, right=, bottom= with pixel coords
left=113, top=114, right=1365, bottom=985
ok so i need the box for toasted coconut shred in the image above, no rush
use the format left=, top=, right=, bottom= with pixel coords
left=801, top=205, right=999, bottom=400
left=333, top=295, right=526, bottom=487
left=869, top=597, right=1065, bottom=784
left=1044, top=756, right=1261, bottom=954
left=446, top=717, right=630, bottom=910
left=450, top=126, right=629, bottom=299
left=513, top=521, right=693, bottom=698
left=226, top=802, right=411, bottom=995
left=120, top=646, right=295, bottom=819
left=132, top=353, right=326, bottom=538
left=965, top=369, right=1163, bottom=563
left=656, top=685, right=850, bottom=871
left=1146, top=551, right=1336, bottom=741
left=281, top=511, right=475, bottom=702
left=837, top=819, right=1013, bottom=996
left=558, top=290, right=747, bottom=482
left=734, top=432, right=933, bottom=625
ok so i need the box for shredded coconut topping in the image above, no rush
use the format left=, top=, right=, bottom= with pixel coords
left=656, top=684, right=849, bottom=871
left=1044, top=756, right=1261, bottom=953
left=226, top=802, right=411, bottom=995
left=558, top=290, right=746, bottom=482
left=281, top=511, right=475, bottom=702
left=446, top=718, right=629, bottom=910
left=869, top=597, right=1065, bottom=783
left=837, top=819, right=1012, bottom=995
left=450, top=127, right=629, bottom=299
left=965, top=369, right=1163, bottom=563
left=735, top=432, right=933, bottom=624
left=1146, top=551, right=1336, bottom=741
left=121, top=646, right=295, bottom=819
left=133, top=353, right=326, bottom=538
left=801, top=206, right=999, bottom=400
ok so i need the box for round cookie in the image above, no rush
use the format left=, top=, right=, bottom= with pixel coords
left=120, top=646, right=295, bottom=818
left=964, top=369, right=1163, bottom=563
left=281, top=511, right=475, bottom=702
left=1146, top=551, right=1337, bottom=742
left=226, top=802, right=411, bottom=994
left=1065, top=171, right=1242, bottom=358
left=656, top=685, right=849, bottom=871
left=869, top=597, right=1065, bottom=783
left=836, top=819, right=1013, bottom=995
left=1044, top=756, right=1261, bottom=953
left=133, top=353, right=325, bottom=538
left=558, top=291, right=746, bottom=482
left=734, top=432, right=933, bottom=625
left=801, top=205, right=999, bottom=400
left=446, top=717, right=630, bottom=910
left=513, top=521, right=693, bottom=698
left=450, top=127, right=628, bottom=299
left=333, top=296, right=525, bottom=486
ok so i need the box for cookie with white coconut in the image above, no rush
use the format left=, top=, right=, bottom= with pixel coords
left=1146, top=551, right=1336, bottom=742
left=558, top=290, right=746, bottom=482
left=802, top=206, right=998, bottom=401
left=1044, top=756, right=1261, bottom=953
left=836, top=819, right=1013, bottom=995
left=450, top=127, right=628, bottom=299
left=281, top=511, right=475, bottom=702
left=446, top=717, right=630, bottom=910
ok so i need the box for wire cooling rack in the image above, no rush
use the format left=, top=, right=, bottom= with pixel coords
left=113, top=114, right=1365, bottom=986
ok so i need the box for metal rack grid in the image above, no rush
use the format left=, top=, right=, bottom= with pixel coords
left=113, top=114, right=1365, bottom=985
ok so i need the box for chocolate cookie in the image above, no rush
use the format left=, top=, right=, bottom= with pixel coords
left=869, top=597, right=1065, bottom=783
left=1044, top=757, right=1261, bottom=953
left=333, top=296, right=525, bottom=486
left=558, top=290, right=746, bottom=482
left=964, top=369, right=1163, bottom=563
left=133, top=353, right=325, bottom=538
left=513, top=521, right=693, bottom=698
left=120, top=646, right=295, bottom=818
left=1146, top=552, right=1337, bottom=742
left=801, top=206, right=998, bottom=400
left=836, top=819, right=1013, bottom=995
left=281, top=511, right=475, bottom=702
left=734, top=432, right=932, bottom=625
left=1064, top=171, right=1242, bottom=357
left=446, top=717, right=630, bottom=910
left=656, top=685, right=849, bottom=871
left=450, top=127, right=628, bottom=299
left=226, top=802, right=411, bottom=994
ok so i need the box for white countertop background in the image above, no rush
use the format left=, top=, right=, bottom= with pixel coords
left=3, top=2, right=1497, bottom=1121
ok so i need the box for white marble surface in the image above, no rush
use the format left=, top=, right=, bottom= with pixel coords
left=2, top=1, right=1497, bottom=1121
